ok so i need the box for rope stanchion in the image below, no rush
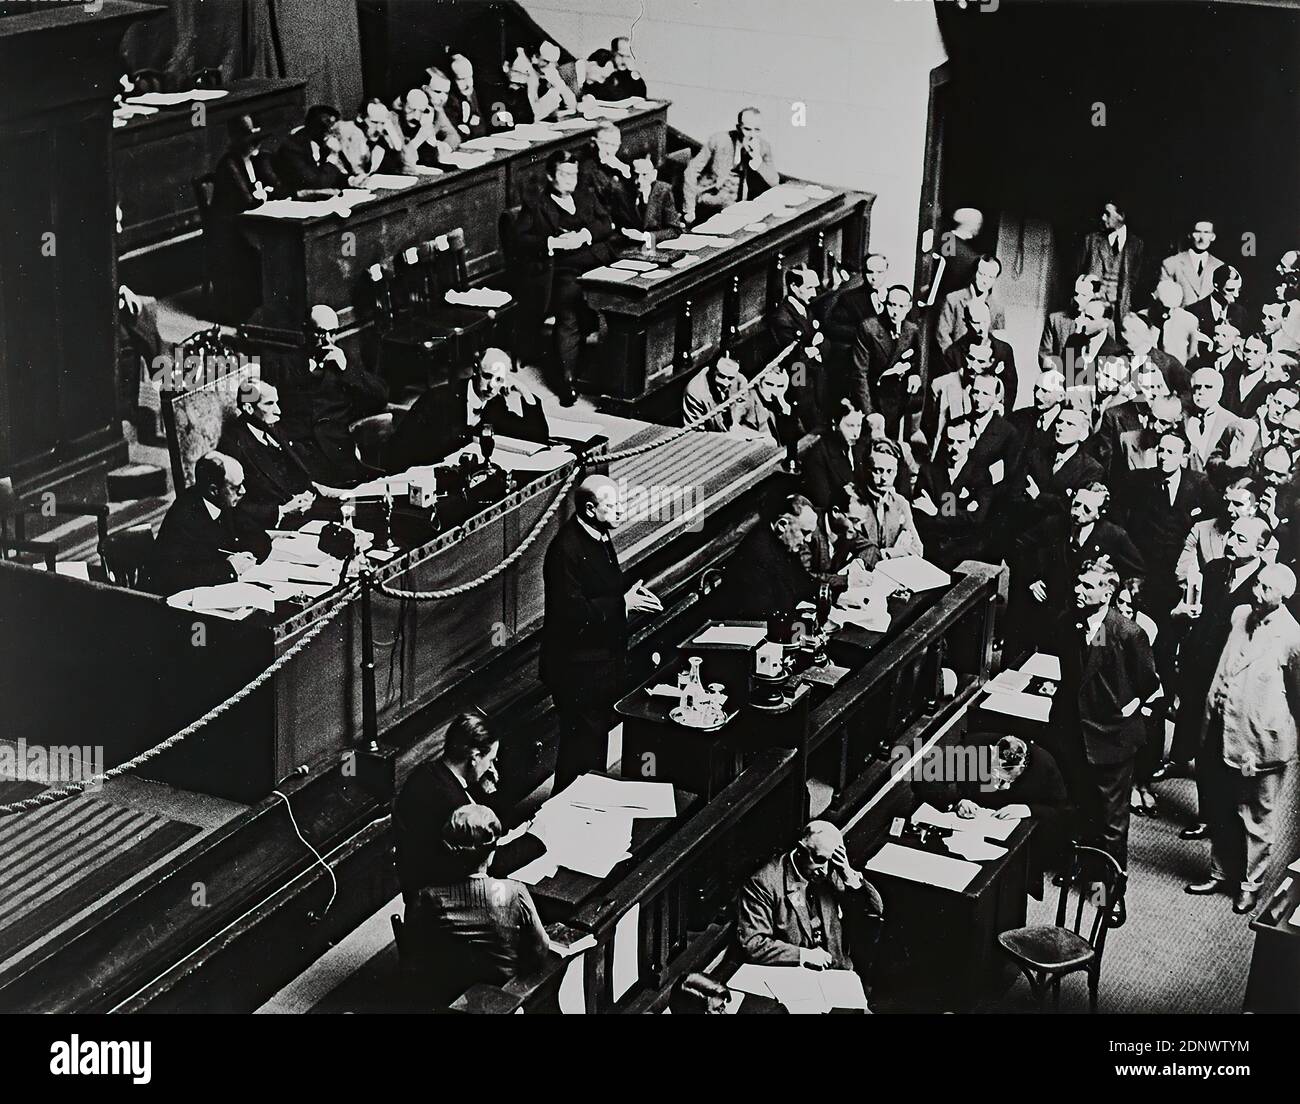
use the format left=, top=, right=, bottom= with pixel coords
left=0, top=586, right=359, bottom=818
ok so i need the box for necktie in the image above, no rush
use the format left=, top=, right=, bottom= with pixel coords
left=1197, top=256, right=1204, bottom=279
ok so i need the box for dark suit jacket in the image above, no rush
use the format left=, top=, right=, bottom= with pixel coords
left=393, top=759, right=544, bottom=902
left=802, top=431, right=868, bottom=510
left=1187, top=295, right=1247, bottom=337
left=1079, top=229, right=1145, bottom=321
left=718, top=523, right=815, bottom=623
left=1048, top=607, right=1160, bottom=766
left=968, top=412, right=1021, bottom=485
left=447, top=87, right=488, bottom=139
left=274, top=130, right=348, bottom=192
left=579, top=160, right=636, bottom=230
left=218, top=417, right=315, bottom=530
left=539, top=518, right=627, bottom=698
left=1024, top=516, right=1146, bottom=603
left=1120, top=467, right=1214, bottom=596
left=624, top=180, right=682, bottom=239
left=1179, top=557, right=1263, bottom=692
left=769, top=299, right=826, bottom=429
left=822, top=280, right=883, bottom=350
left=605, top=69, right=648, bottom=100
left=292, top=354, right=390, bottom=486
left=850, top=315, right=923, bottom=419
left=146, top=487, right=270, bottom=595
left=737, top=850, right=883, bottom=970
left=1007, top=406, right=1061, bottom=471
left=1013, top=445, right=1105, bottom=524
left=912, top=460, right=995, bottom=569
left=515, top=187, right=616, bottom=276
left=1220, top=360, right=1272, bottom=420
left=941, top=333, right=1019, bottom=415
left=209, top=149, right=281, bottom=215
left=1089, top=398, right=1144, bottom=476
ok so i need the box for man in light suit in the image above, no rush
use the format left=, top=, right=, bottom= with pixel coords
left=1187, top=564, right=1300, bottom=914
left=1185, top=367, right=1257, bottom=479
left=1079, top=199, right=1145, bottom=325
left=737, top=820, right=884, bottom=976
left=682, top=354, right=747, bottom=433
left=682, top=107, right=779, bottom=224
left=1040, top=275, right=1109, bottom=369
left=1161, top=219, right=1223, bottom=307
left=854, top=439, right=923, bottom=567
left=936, top=254, right=1006, bottom=354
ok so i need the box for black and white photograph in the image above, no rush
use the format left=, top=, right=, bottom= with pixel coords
left=0, top=0, right=1297, bottom=1077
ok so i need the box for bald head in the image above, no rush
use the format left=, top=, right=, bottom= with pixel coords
left=576, top=474, right=621, bottom=532
left=953, top=207, right=983, bottom=238
left=796, top=820, right=845, bottom=879
left=1191, top=367, right=1225, bottom=410
left=194, top=451, right=245, bottom=509
left=1253, top=562, right=1297, bottom=612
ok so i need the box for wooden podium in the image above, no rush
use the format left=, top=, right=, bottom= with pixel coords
left=0, top=1, right=157, bottom=496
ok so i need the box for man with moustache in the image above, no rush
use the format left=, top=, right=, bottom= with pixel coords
left=851, top=284, right=923, bottom=437
left=911, top=417, right=992, bottom=570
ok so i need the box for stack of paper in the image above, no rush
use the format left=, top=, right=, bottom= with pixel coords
left=508, top=123, right=564, bottom=140
left=247, top=199, right=341, bottom=220
left=125, top=89, right=229, bottom=107
left=559, top=774, right=677, bottom=817
left=660, top=234, right=728, bottom=251
left=187, top=582, right=277, bottom=614
left=440, top=150, right=495, bottom=170
left=913, top=801, right=1024, bottom=842
left=828, top=602, right=890, bottom=633
left=547, top=417, right=603, bottom=443
left=610, top=258, right=658, bottom=272
left=445, top=287, right=512, bottom=308
left=692, top=624, right=766, bottom=647
left=1020, top=653, right=1062, bottom=679
left=728, top=964, right=867, bottom=1014
left=981, top=690, right=1052, bottom=723
left=581, top=266, right=636, bottom=283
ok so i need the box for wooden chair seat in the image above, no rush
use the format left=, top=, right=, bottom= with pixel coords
left=100, top=524, right=157, bottom=590
left=998, top=925, right=1095, bottom=972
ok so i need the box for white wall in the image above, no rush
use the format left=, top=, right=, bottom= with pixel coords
left=519, top=0, right=947, bottom=275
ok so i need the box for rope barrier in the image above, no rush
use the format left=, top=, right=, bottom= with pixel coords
left=0, top=587, right=358, bottom=817
left=0, top=345, right=800, bottom=816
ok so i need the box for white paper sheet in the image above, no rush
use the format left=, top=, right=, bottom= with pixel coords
left=912, top=802, right=1020, bottom=841
left=610, top=259, right=659, bottom=272
left=985, top=669, right=1033, bottom=694
left=439, top=151, right=495, bottom=170
left=981, top=690, right=1052, bottom=723
left=1020, top=652, right=1062, bottom=680
left=610, top=904, right=640, bottom=1001
left=54, top=562, right=91, bottom=580
left=582, top=266, right=636, bottom=282
left=865, top=841, right=980, bottom=892
left=558, top=954, right=586, bottom=1013
left=188, top=581, right=277, bottom=613
left=660, top=234, right=725, bottom=251
left=727, top=964, right=864, bottom=1013
left=944, top=834, right=1010, bottom=862
left=366, top=173, right=419, bottom=190
left=509, top=854, right=559, bottom=885
left=692, top=624, right=766, bottom=648
left=874, top=555, right=951, bottom=592
left=339, top=475, right=410, bottom=499
left=558, top=774, right=677, bottom=817
left=828, top=602, right=890, bottom=633
left=671, top=255, right=699, bottom=268
left=546, top=417, right=603, bottom=442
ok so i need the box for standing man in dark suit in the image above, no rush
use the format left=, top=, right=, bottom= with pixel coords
left=1009, top=404, right=1104, bottom=534
left=824, top=252, right=890, bottom=352
left=515, top=150, right=616, bottom=405
left=275, top=105, right=348, bottom=192
left=770, top=266, right=828, bottom=430
left=541, top=475, right=661, bottom=791
left=941, top=298, right=1019, bottom=413
left=966, top=374, right=1021, bottom=490
left=393, top=712, right=543, bottom=903
left=1047, top=559, right=1160, bottom=877
left=1008, top=369, right=1067, bottom=468
left=911, top=417, right=994, bottom=570
left=717, top=493, right=819, bottom=622
left=802, top=402, right=867, bottom=510
left=146, top=452, right=270, bottom=595
left=1040, top=275, right=1107, bottom=369
left=620, top=155, right=682, bottom=243
left=1187, top=264, right=1247, bottom=339
left=218, top=380, right=332, bottom=531
left=850, top=284, right=923, bottom=439
left=208, top=115, right=281, bottom=322
left=1222, top=332, right=1274, bottom=421
left=1078, top=198, right=1145, bottom=325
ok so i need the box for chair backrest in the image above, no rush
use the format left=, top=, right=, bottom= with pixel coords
left=101, top=524, right=156, bottom=590
left=161, top=360, right=260, bottom=490
left=349, top=412, right=396, bottom=469
left=393, top=247, right=429, bottom=314
left=498, top=206, right=524, bottom=267
left=425, top=229, right=469, bottom=294
left=1054, top=844, right=1127, bottom=955
left=367, top=262, right=398, bottom=327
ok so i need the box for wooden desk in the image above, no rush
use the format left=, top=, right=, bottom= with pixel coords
left=521, top=781, right=698, bottom=924
left=577, top=186, right=872, bottom=410
left=862, top=818, right=1034, bottom=1012
left=239, top=103, right=669, bottom=338
left=114, top=78, right=307, bottom=258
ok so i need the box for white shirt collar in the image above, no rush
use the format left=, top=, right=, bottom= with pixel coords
left=1230, top=560, right=1257, bottom=591
left=1109, top=225, right=1127, bottom=251
left=1084, top=606, right=1107, bottom=641
left=787, top=296, right=807, bottom=318
left=551, top=192, right=576, bottom=215
left=201, top=495, right=221, bottom=521
left=1075, top=521, right=1095, bottom=547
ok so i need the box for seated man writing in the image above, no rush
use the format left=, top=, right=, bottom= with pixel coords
left=737, top=820, right=884, bottom=975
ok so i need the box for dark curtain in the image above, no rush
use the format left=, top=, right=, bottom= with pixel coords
left=121, top=0, right=361, bottom=112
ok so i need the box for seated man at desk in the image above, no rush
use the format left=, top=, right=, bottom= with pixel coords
left=405, top=804, right=552, bottom=1004
left=737, top=820, right=884, bottom=973
left=210, top=114, right=280, bottom=214
left=288, top=305, right=390, bottom=486
left=218, top=380, right=345, bottom=530
left=357, top=99, right=408, bottom=174
left=146, top=452, right=270, bottom=595
left=516, top=150, right=617, bottom=405
left=490, top=50, right=540, bottom=129
left=716, top=493, right=818, bottom=621
left=396, top=87, right=459, bottom=170
left=447, top=54, right=488, bottom=141
left=275, top=105, right=348, bottom=193
left=913, top=734, right=1071, bottom=886
left=856, top=439, right=924, bottom=568
left=682, top=107, right=779, bottom=225
left=394, top=711, right=542, bottom=903
left=580, top=122, right=635, bottom=229
left=607, top=35, right=649, bottom=101
left=579, top=48, right=617, bottom=100
left=738, top=363, right=805, bottom=449
left=528, top=40, right=579, bottom=121
left=466, top=346, right=550, bottom=443
left=620, top=154, right=682, bottom=244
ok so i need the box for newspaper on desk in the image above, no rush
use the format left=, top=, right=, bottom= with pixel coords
left=912, top=801, right=1021, bottom=843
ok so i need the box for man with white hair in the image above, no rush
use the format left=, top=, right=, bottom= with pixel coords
left=146, top=452, right=270, bottom=595
left=1185, top=367, right=1257, bottom=475
left=447, top=54, right=487, bottom=140
left=937, top=207, right=984, bottom=300
left=737, top=819, right=883, bottom=974
left=1142, top=277, right=1199, bottom=364
left=1188, top=563, right=1300, bottom=914
left=1009, top=368, right=1066, bottom=459
left=396, top=87, right=456, bottom=170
